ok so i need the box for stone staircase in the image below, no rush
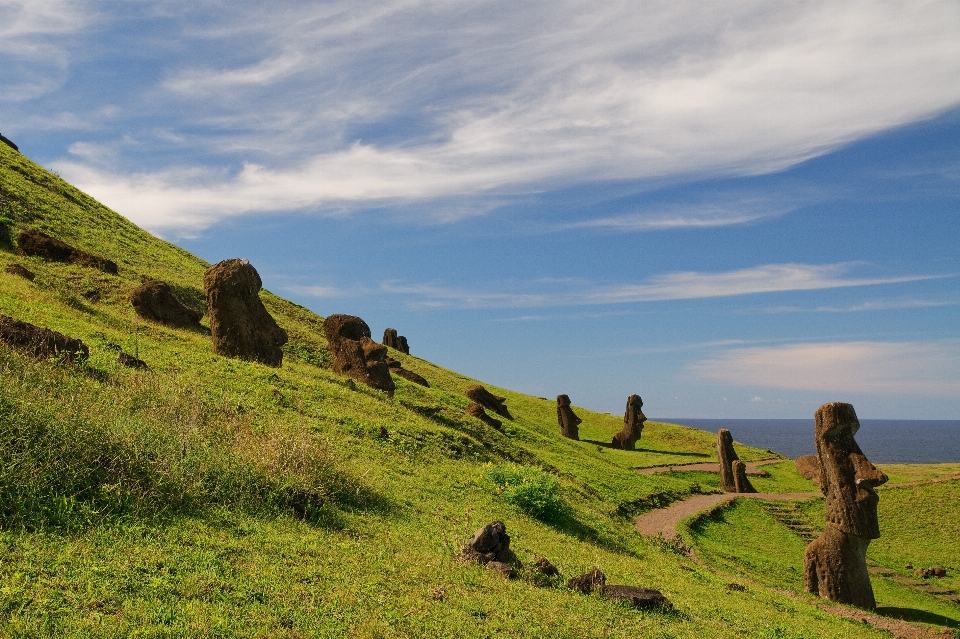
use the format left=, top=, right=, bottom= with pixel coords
left=759, top=500, right=819, bottom=542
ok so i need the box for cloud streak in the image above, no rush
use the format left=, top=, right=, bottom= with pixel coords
left=690, top=340, right=960, bottom=397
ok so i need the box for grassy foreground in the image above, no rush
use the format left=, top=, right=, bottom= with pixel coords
left=0, top=141, right=948, bottom=637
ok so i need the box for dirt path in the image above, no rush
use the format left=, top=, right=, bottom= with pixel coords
left=635, top=458, right=783, bottom=476
left=634, top=491, right=818, bottom=539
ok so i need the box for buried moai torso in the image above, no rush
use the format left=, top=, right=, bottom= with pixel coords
left=717, top=429, right=755, bottom=493
left=803, top=402, right=888, bottom=610
left=557, top=394, right=582, bottom=440
left=612, top=395, right=646, bottom=450
left=324, top=314, right=396, bottom=396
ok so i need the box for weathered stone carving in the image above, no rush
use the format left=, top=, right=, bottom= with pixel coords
left=322, top=314, right=395, bottom=396
left=382, top=328, right=400, bottom=349
left=717, top=429, right=739, bottom=493
left=568, top=568, right=606, bottom=594
left=397, top=335, right=410, bottom=355
left=131, top=279, right=202, bottom=329
left=466, top=403, right=502, bottom=430
left=611, top=395, right=645, bottom=450
left=465, top=385, right=512, bottom=419
left=556, top=394, right=582, bottom=440
left=794, top=454, right=822, bottom=487
left=203, top=259, right=287, bottom=367
left=803, top=402, right=888, bottom=610
left=601, top=585, right=672, bottom=610
left=732, top=460, right=757, bottom=493
left=462, top=521, right=519, bottom=578
left=392, top=366, right=430, bottom=387
left=16, top=229, right=118, bottom=274
left=0, top=314, right=88, bottom=362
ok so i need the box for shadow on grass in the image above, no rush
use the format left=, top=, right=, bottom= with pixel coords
left=876, top=606, right=960, bottom=628
left=582, top=439, right=711, bottom=459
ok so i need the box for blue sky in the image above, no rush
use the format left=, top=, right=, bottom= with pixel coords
left=2, top=0, right=959, bottom=418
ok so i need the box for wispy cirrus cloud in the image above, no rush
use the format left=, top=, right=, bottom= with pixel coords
left=759, top=297, right=960, bottom=314
left=689, top=340, right=960, bottom=397
left=291, top=262, right=948, bottom=309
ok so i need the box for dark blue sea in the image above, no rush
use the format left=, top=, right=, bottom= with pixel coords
left=656, top=419, right=960, bottom=464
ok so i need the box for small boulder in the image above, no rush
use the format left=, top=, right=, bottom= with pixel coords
left=0, top=314, right=88, bottom=362
left=204, top=259, right=288, bottom=367
left=5, top=263, right=35, bottom=281
left=462, top=521, right=519, bottom=567
left=534, top=557, right=559, bottom=576
left=557, top=394, right=582, bottom=440
left=568, top=568, right=606, bottom=594
left=323, top=314, right=395, bottom=395
left=117, top=351, right=148, bottom=369
left=131, top=279, right=203, bottom=329
left=466, top=403, right=502, bottom=429
left=601, top=585, right=672, bottom=610
left=16, top=229, right=117, bottom=274
left=612, top=395, right=645, bottom=450
left=465, top=384, right=512, bottom=419
left=732, top=460, right=757, bottom=493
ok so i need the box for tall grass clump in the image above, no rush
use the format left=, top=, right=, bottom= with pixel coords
left=482, top=462, right=568, bottom=522
left=0, top=347, right=345, bottom=529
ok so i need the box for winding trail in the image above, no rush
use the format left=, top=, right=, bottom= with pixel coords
left=635, top=458, right=783, bottom=476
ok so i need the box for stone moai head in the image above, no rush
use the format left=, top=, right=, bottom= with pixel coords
left=323, top=314, right=395, bottom=396
left=814, top=402, right=887, bottom=539
left=625, top=395, right=646, bottom=433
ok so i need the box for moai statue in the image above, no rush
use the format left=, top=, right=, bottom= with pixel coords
left=397, top=335, right=410, bottom=355
left=717, top=429, right=739, bottom=493
left=732, top=460, right=757, bottom=493
left=612, top=395, right=645, bottom=450
left=382, top=328, right=401, bottom=350
left=803, top=402, right=888, bottom=610
left=465, top=385, right=512, bottom=419
left=203, top=259, right=287, bottom=366
left=556, top=394, right=582, bottom=440
left=323, top=314, right=395, bottom=396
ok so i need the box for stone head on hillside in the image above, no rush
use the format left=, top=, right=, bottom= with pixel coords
left=131, top=280, right=202, bottom=329
left=323, top=314, right=395, bottom=396
left=803, top=402, right=887, bottom=610
left=203, top=259, right=287, bottom=367
left=556, top=394, right=582, bottom=440
left=717, top=429, right=739, bottom=493
left=16, top=229, right=118, bottom=274
left=382, top=328, right=400, bottom=350
left=611, top=394, right=645, bottom=450
left=465, top=385, right=512, bottom=419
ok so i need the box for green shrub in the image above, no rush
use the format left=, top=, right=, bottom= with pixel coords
left=482, top=462, right=567, bottom=522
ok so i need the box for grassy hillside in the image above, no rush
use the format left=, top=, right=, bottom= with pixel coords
left=0, top=140, right=939, bottom=637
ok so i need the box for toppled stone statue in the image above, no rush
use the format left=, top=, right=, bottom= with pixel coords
left=462, top=521, right=519, bottom=578
left=794, top=454, right=822, bottom=487
left=465, top=385, right=512, bottom=419
left=0, top=314, right=88, bottom=362
left=568, top=568, right=606, bottom=594
left=556, top=394, right=582, bottom=440
left=16, top=229, right=118, bottom=274
left=382, top=328, right=401, bottom=350
left=602, top=585, right=672, bottom=610
left=717, top=429, right=740, bottom=493
left=5, top=264, right=35, bottom=281
left=732, top=460, right=757, bottom=493
left=803, top=402, right=888, bottom=610
left=466, top=403, right=502, bottom=430
left=203, top=259, right=287, bottom=367
left=397, top=335, right=410, bottom=355
left=322, top=314, right=395, bottom=396
left=393, top=367, right=429, bottom=387
left=131, top=279, right=202, bottom=329
left=611, top=395, right=645, bottom=450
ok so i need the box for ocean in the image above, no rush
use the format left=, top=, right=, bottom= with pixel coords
left=656, top=418, right=960, bottom=464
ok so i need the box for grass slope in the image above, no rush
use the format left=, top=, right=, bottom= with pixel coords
left=0, top=140, right=907, bottom=637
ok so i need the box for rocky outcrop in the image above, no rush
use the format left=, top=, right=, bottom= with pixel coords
left=322, top=314, right=395, bottom=396
left=16, top=229, right=118, bottom=274
left=611, top=395, right=645, bottom=450
left=732, top=460, right=757, bottom=493
left=203, top=259, right=287, bottom=367
left=717, top=429, right=739, bottom=493
left=557, top=394, right=582, bottom=440
left=462, top=521, right=519, bottom=578
left=568, top=568, right=605, bottom=594
left=5, top=264, right=34, bottom=281
left=131, top=279, right=202, bottom=329
left=465, top=385, right=512, bottom=419
left=466, top=403, right=502, bottom=430
left=0, top=315, right=88, bottom=362
left=803, top=402, right=888, bottom=610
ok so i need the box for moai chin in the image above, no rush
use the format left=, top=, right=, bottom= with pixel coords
left=612, top=395, right=645, bottom=450
left=556, top=394, right=582, bottom=440
left=803, top=402, right=888, bottom=610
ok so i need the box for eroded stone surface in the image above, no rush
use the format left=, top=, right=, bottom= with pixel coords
left=382, top=328, right=400, bottom=349
left=16, top=229, right=117, bottom=274
left=803, top=402, right=888, bottom=610
left=465, top=385, right=512, bottom=419
left=462, top=521, right=519, bottom=573
left=322, top=314, right=395, bottom=395
left=204, top=259, right=287, bottom=367
left=392, top=366, right=430, bottom=387
left=732, top=460, right=757, bottom=493
left=131, top=279, right=203, bottom=329
left=534, top=557, right=559, bottom=576
left=612, top=395, right=645, bottom=450
left=0, top=314, right=88, bottom=362
left=718, top=429, right=739, bottom=493
left=601, top=585, right=672, bottom=609
left=795, top=454, right=822, bottom=487
left=568, top=568, right=606, bottom=594
left=397, top=335, right=410, bottom=355
left=117, top=351, right=148, bottom=369
left=557, top=394, right=582, bottom=440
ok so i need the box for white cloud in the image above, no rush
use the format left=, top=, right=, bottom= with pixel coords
left=42, top=0, right=960, bottom=231
left=690, top=340, right=960, bottom=397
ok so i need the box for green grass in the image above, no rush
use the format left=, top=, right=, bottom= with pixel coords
left=0, top=139, right=934, bottom=637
